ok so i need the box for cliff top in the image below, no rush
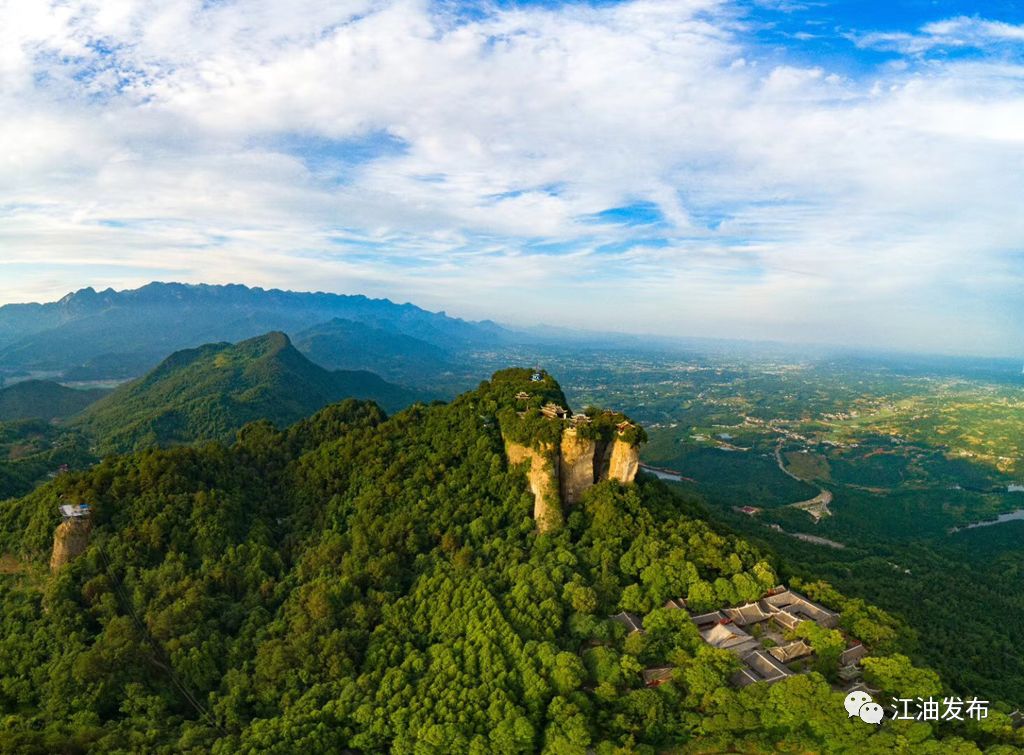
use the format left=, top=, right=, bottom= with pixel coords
left=486, top=368, right=646, bottom=448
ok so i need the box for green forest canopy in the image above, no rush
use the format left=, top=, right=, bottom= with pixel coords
left=0, top=380, right=109, bottom=423
left=71, top=331, right=423, bottom=454
left=0, top=370, right=1020, bottom=753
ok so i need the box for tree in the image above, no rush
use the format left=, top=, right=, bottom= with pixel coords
left=862, top=655, right=942, bottom=699
left=793, top=622, right=846, bottom=679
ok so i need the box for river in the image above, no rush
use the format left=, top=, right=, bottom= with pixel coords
left=950, top=509, right=1024, bottom=534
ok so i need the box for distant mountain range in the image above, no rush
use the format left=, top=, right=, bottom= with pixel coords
left=2, top=282, right=1019, bottom=387
left=292, top=318, right=455, bottom=388
left=0, top=282, right=511, bottom=380
left=72, top=332, right=426, bottom=454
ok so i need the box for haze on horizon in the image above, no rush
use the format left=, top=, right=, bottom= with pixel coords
left=2, top=0, right=1023, bottom=358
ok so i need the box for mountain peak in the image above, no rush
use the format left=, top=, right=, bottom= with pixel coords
left=242, top=330, right=292, bottom=354
left=0, top=282, right=512, bottom=379
left=57, top=287, right=95, bottom=304
left=72, top=332, right=420, bottom=453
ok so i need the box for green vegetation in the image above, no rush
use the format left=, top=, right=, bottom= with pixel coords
left=784, top=450, right=831, bottom=482
left=647, top=444, right=818, bottom=507
left=0, top=380, right=109, bottom=422
left=536, top=348, right=1024, bottom=707
left=0, top=421, right=95, bottom=501
left=72, top=332, right=424, bottom=454
left=493, top=368, right=571, bottom=448
left=0, top=372, right=1017, bottom=752
left=792, top=621, right=845, bottom=679
left=576, top=407, right=648, bottom=447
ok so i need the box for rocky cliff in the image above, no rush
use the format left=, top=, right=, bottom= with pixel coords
left=505, top=428, right=641, bottom=533
left=560, top=429, right=597, bottom=506
left=493, top=368, right=644, bottom=533
left=608, top=438, right=640, bottom=483
left=50, top=518, right=92, bottom=572
left=505, top=441, right=562, bottom=534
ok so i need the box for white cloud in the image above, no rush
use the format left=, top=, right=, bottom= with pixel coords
left=857, top=15, right=1024, bottom=55
left=0, top=1, right=1021, bottom=356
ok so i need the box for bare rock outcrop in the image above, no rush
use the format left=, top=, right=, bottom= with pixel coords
left=505, top=441, right=562, bottom=533
left=560, top=429, right=597, bottom=506
left=608, top=438, right=640, bottom=483
left=50, top=518, right=92, bottom=572
left=501, top=388, right=644, bottom=532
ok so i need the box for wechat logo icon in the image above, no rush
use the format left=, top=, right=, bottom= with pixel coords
left=845, top=690, right=885, bottom=724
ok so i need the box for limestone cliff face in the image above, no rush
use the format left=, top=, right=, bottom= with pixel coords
left=505, top=441, right=562, bottom=533
left=504, top=421, right=641, bottom=532
left=559, top=429, right=597, bottom=506
left=50, top=518, right=92, bottom=572
left=608, top=438, right=640, bottom=483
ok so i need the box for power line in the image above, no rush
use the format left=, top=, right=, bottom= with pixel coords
left=94, top=544, right=228, bottom=737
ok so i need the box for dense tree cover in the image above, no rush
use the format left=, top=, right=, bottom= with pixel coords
left=716, top=505, right=1024, bottom=706
left=492, top=369, right=646, bottom=450
left=0, top=420, right=95, bottom=501
left=0, top=373, right=1020, bottom=753
left=493, top=369, right=572, bottom=448
left=576, top=408, right=648, bottom=447
left=619, top=345, right=1024, bottom=709
left=71, top=332, right=424, bottom=454
left=0, top=380, right=109, bottom=423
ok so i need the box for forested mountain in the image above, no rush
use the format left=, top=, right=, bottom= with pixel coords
left=0, top=282, right=510, bottom=379
left=0, top=381, right=109, bottom=422
left=0, top=370, right=1017, bottom=753
left=293, top=318, right=457, bottom=390
left=72, top=332, right=425, bottom=454
left=0, top=421, right=94, bottom=501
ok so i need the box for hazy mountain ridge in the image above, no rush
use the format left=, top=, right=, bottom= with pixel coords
left=293, top=317, right=457, bottom=389
left=0, top=282, right=511, bottom=378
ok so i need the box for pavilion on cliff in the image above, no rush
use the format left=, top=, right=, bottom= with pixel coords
left=542, top=403, right=569, bottom=420
left=59, top=503, right=91, bottom=520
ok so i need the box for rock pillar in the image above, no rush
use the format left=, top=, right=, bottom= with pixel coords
left=505, top=440, right=562, bottom=533
left=50, top=518, right=92, bottom=573
left=608, top=438, right=640, bottom=483
left=560, top=428, right=597, bottom=506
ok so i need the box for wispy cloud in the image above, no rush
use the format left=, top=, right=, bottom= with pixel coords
left=856, top=16, right=1024, bottom=55
left=0, top=1, right=1022, bottom=356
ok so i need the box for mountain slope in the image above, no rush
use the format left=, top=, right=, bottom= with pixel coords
left=0, top=282, right=511, bottom=377
left=71, top=332, right=423, bottom=453
left=0, top=370, right=1013, bottom=753
left=0, top=380, right=109, bottom=422
left=293, top=317, right=456, bottom=388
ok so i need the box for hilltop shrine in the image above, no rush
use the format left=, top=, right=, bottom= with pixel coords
left=494, top=368, right=646, bottom=533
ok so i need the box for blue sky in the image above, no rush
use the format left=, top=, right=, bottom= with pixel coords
left=1, top=0, right=1022, bottom=356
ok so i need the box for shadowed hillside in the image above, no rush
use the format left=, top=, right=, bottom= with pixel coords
left=293, top=317, right=458, bottom=390
left=0, top=380, right=109, bottom=422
